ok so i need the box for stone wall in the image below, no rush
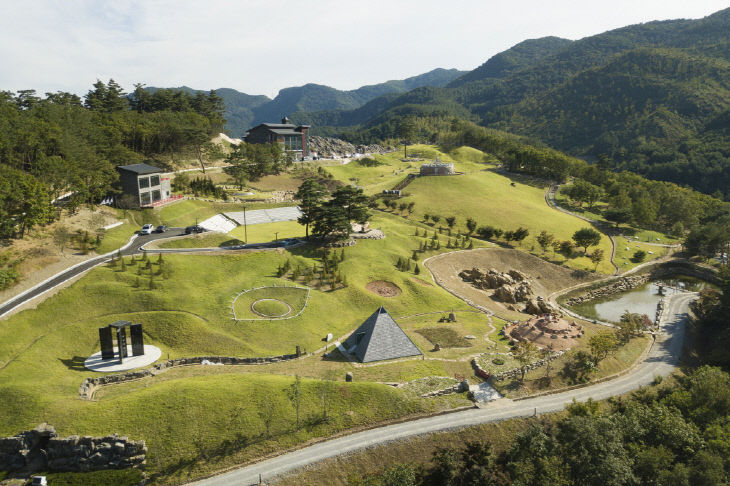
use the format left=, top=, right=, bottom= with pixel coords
left=472, top=351, right=565, bottom=383
left=79, top=354, right=298, bottom=399
left=420, top=380, right=470, bottom=398
left=565, top=274, right=650, bottom=306
left=0, top=424, right=145, bottom=473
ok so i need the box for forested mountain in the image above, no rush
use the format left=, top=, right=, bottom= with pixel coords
left=448, top=36, right=573, bottom=86
left=150, top=68, right=465, bottom=137
left=292, top=7, right=730, bottom=197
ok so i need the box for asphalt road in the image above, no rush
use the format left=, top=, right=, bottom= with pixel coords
left=0, top=228, right=303, bottom=318
left=189, top=292, right=695, bottom=486
left=0, top=228, right=181, bottom=318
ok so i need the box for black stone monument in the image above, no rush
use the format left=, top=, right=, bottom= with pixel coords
left=99, top=327, right=114, bottom=360
left=130, top=324, right=144, bottom=356
left=99, top=320, right=145, bottom=363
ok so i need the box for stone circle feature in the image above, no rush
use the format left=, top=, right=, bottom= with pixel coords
left=502, top=314, right=582, bottom=351
left=251, top=298, right=292, bottom=318
left=365, top=280, right=402, bottom=298
left=232, top=285, right=310, bottom=321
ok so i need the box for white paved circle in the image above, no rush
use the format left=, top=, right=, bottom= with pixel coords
left=84, top=345, right=162, bottom=372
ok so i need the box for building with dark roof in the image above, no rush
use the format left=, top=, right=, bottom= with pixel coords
left=116, top=163, right=172, bottom=208
left=244, top=117, right=310, bottom=160
left=343, top=307, right=422, bottom=363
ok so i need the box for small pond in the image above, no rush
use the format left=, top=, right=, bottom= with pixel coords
left=570, top=275, right=713, bottom=323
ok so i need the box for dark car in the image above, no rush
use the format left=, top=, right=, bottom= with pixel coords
left=184, top=225, right=205, bottom=234
left=156, top=225, right=168, bottom=233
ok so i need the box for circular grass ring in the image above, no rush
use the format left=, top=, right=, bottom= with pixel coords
left=251, top=298, right=292, bottom=318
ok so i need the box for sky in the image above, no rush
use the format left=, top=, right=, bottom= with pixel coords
left=1, top=0, right=728, bottom=99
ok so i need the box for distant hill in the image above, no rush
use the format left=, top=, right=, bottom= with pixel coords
left=448, top=36, right=573, bottom=86
left=291, top=7, right=730, bottom=196
left=147, top=68, right=465, bottom=137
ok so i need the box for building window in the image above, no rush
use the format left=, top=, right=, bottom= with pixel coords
left=139, top=177, right=150, bottom=189
left=140, top=192, right=151, bottom=205
left=285, top=136, right=302, bottom=151
left=151, top=190, right=161, bottom=202
left=150, top=175, right=160, bottom=186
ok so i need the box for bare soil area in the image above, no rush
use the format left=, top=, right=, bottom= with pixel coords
left=425, top=248, right=598, bottom=316
left=365, top=280, right=402, bottom=298
left=0, top=207, right=121, bottom=304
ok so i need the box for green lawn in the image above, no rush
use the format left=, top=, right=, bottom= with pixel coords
left=397, top=164, right=615, bottom=274
left=614, top=237, right=669, bottom=272
left=229, top=220, right=306, bottom=244
left=0, top=145, right=673, bottom=483
left=0, top=211, right=494, bottom=483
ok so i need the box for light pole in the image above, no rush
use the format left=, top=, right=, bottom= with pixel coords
left=274, top=232, right=279, bottom=243
left=242, top=205, right=248, bottom=244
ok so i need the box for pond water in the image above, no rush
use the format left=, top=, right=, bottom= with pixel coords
left=571, top=275, right=713, bottom=323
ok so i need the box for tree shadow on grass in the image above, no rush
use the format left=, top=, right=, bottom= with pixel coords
left=58, top=356, right=88, bottom=372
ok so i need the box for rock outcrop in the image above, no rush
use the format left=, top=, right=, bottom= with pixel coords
left=0, top=424, right=146, bottom=473
left=308, top=136, right=391, bottom=158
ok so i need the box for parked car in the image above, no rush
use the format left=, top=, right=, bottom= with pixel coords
left=140, top=224, right=154, bottom=235
left=184, top=225, right=205, bottom=234
left=155, top=225, right=168, bottom=233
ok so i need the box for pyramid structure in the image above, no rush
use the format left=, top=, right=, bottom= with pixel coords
left=343, top=306, right=422, bottom=363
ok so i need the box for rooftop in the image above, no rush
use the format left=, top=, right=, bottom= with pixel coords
left=117, top=163, right=163, bottom=175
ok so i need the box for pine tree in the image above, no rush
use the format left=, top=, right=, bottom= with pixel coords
left=414, top=264, right=420, bottom=275
left=412, top=250, right=418, bottom=261
left=148, top=274, right=155, bottom=290
left=157, top=252, right=164, bottom=264
left=467, top=240, right=474, bottom=249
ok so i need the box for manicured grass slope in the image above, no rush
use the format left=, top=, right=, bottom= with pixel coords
left=401, top=167, right=614, bottom=274
left=0, top=211, right=484, bottom=482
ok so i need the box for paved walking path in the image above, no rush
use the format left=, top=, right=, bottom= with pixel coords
left=189, top=292, right=695, bottom=486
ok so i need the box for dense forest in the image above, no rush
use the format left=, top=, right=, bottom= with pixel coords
left=288, top=7, right=730, bottom=197
left=0, top=80, right=225, bottom=238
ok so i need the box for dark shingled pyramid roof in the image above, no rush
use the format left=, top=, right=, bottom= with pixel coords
left=344, top=307, right=422, bottom=363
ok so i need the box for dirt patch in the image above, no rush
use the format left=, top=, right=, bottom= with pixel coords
left=411, top=277, right=433, bottom=287
left=426, top=248, right=599, bottom=316
left=365, top=280, right=402, bottom=298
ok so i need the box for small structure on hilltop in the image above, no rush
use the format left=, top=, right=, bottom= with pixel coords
left=503, top=314, right=583, bottom=351
left=116, top=163, right=173, bottom=208
left=343, top=307, right=422, bottom=362
left=99, top=320, right=145, bottom=362
left=84, top=320, right=161, bottom=372
left=420, top=157, right=455, bottom=176
left=244, top=116, right=311, bottom=160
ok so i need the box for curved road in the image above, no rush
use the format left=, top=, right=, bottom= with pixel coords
left=0, top=229, right=298, bottom=318
left=190, top=292, right=695, bottom=486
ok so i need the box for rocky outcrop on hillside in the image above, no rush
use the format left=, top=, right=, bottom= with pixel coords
left=459, top=267, right=560, bottom=315
left=309, top=136, right=391, bottom=158
left=0, top=424, right=146, bottom=473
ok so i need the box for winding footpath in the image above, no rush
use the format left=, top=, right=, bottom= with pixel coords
left=189, top=291, right=695, bottom=486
